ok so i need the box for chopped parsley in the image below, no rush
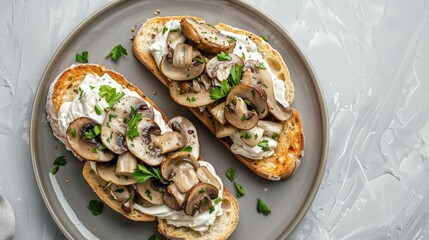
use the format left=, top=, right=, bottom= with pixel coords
left=94, top=104, right=102, bottom=115
left=75, top=51, right=88, bottom=63
left=257, top=140, right=270, bottom=151
left=92, top=147, right=97, bottom=153
left=228, top=37, right=236, bottom=44
left=199, top=189, right=205, bottom=194
left=133, top=164, right=162, bottom=183
left=254, top=62, right=267, bottom=72
left=257, top=198, right=271, bottom=215
left=244, top=131, right=251, bottom=139
left=251, top=89, right=255, bottom=99
left=241, top=113, right=247, bottom=121
left=180, top=145, right=193, bottom=152
left=194, top=57, right=205, bottom=64
left=126, top=106, right=142, bottom=141
left=84, top=125, right=101, bottom=140
left=69, top=129, right=76, bottom=138
left=99, top=85, right=125, bottom=109
left=244, top=99, right=251, bottom=106
left=186, top=96, right=197, bottom=102
left=226, top=167, right=236, bottom=182
left=209, top=80, right=230, bottom=100
left=108, top=114, right=118, bottom=122
left=234, top=181, right=245, bottom=197
left=162, top=26, right=168, bottom=34
left=214, top=197, right=222, bottom=204
left=106, top=44, right=128, bottom=61
left=216, top=51, right=232, bottom=61
left=228, top=63, right=242, bottom=87
left=241, top=52, right=246, bottom=60
left=114, top=188, right=124, bottom=193
left=209, top=206, right=215, bottom=214
left=271, top=133, right=279, bottom=140
left=78, top=87, right=84, bottom=100
left=88, top=200, right=103, bottom=216
left=260, top=35, right=269, bottom=42
left=51, top=156, right=66, bottom=175
left=145, top=189, right=152, bottom=200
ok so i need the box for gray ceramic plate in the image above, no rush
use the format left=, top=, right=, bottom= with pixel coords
left=30, top=0, right=328, bottom=239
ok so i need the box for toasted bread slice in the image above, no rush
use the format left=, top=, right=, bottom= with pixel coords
left=133, top=16, right=304, bottom=180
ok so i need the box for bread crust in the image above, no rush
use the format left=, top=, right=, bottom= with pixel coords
left=133, top=16, right=304, bottom=180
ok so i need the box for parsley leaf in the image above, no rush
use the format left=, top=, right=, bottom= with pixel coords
left=106, top=44, right=128, bottom=61
left=217, top=51, right=232, bottom=61
left=257, top=198, right=271, bottom=215
left=260, top=35, right=269, bottom=42
left=271, top=133, right=279, bottom=140
left=194, top=57, right=205, bottom=64
left=234, top=181, right=245, bottom=197
left=180, top=146, right=193, bottom=152
left=228, top=64, right=242, bottom=87
left=209, top=206, right=215, bottom=214
left=88, top=200, right=103, bottom=216
left=108, top=114, right=118, bottom=122
left=226, top=167, right=236, bottom=182
left=84, top=125, right=101, bottom=140
left=99, top=85, right=125, bottom=109
left=209, top=80, right=230, bottom=100
left=257, top=140, right=270, bottom=151
left=214, top=198, right=222, bottom=204
left=94, top=104, right=102, bottom=115
left=75, top=51, right=88, bottom=63
left=126, top=106, right=142, bottom=141
left=145, top=189, right=152, bottom=200
left=162, top=26, right=168, bottom=34
left=244, top=131, right=251, bottom=139
left=133, top=164, right=162, bottom=183
left=228, top=37, right=236, bottom=44
left=51, top=156, right=66, bottom=175
left=254, top=62, right=267, bottom=72
left=69, top=129, right=77, bottom=138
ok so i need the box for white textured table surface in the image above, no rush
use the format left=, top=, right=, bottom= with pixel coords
left=1, top=0, right=429, bottom=239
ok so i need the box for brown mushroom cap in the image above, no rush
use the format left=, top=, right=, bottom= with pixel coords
left=224, top=84, right=269, bottom=130
left=161, top=152, right=200, bottom=193
left=169, top=80, right=215, bottom=107
left=180, top=18, right=236, bottom=54
left=167, top=116, right=200, bottom=160
left=206, top=54, right=244, bottom=81
left=96, top=162, right=137, bottom=185
left=160, top=48, right=205, bottom=81
left=66, top=117, right=115, bottom=162
left=184, top=183, right=219, bottom=216
left=136, top=178, right=164, bottom=206
left=242, top=60, right=292, bottom=121
left=101, top=96, right=153, bottom=154
left=126, top=118, right=164, bottom=166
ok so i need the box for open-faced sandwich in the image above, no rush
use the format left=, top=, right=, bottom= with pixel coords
left=46, top=64, right=239, bottom=239
left=133, top=16, right=304, bottom=181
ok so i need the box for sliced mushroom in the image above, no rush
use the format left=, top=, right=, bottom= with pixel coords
left=122, top=190, right=135, bottom=213
left=169, top=80, right=215, bottom=107
left=101, top=96, right=154, bottom=154
left=214, top=121, right=238, bottom=138
left=96, top=162, right=137, bottom=185
left=126, top=118, right=164, bottom=166
left=236, top=126, right=264, bottom=147
left=180, top=18, right=236, bottom=54
left=136, top=178, right=164, bottom=206
left=173, top=43, right=194, bottom=68
left=109, top=184, right=132, bottom=204
left=168, top=116, right=199, bottom=160
left=161, top=152, right=200, bottom=193
left=167, top=30, right=186, bottom=49
left=208, top=102, right=227, bottom=125
left=242, top=60, right=292, bottom=121
left=206, top=54, right=244, bottom=81
left=152, top=131, right=186, bottom=154
left=196, top=166, right=221, bottom=191
left=224, top=84, right=269, bottom=130
left=66, top=117, right=115, bottom=162
left=163, top=183, right=186, bottom=211
left=257, top=120, right=283, bottom=140
left=160, top=47, right=205, bottom=81
left=116, top=152, right=137, bottom=176
left=184, top=183, right=219, bottom=216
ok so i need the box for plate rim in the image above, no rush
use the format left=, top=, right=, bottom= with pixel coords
left=30, top=0, right=329, bottom=239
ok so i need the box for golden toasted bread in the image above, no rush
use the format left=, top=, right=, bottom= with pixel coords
left=133, top=16, right=304, bottom=180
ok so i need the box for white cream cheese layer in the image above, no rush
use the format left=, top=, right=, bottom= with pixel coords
left=57, top=73, right=171, bottom=136
left=90, top=161, right=223, bottom=232
left=149, top=20, right=182, bottom=67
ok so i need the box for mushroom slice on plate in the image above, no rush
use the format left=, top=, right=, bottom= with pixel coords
left=122, top=189, right=135, bottom=213
left=109, top=184, right=132, bottom=204
left=163, top=183, right=186, bottom=211
left=206, top=53, right=244, bottom=82
left=66, top=117, right=115, bottom=162
left=161, top=152, right=200, bottom=193
left=101, top=96, right=154, bottom=154
left=136, top=178, right=165, bottom=206
left=126, top=118, right=164, bottom=166
left=167, top=30, right=186, bottom=49
left=196, top=166, right=222, bottom=191
left=242, top=60, right=292, bottom=121
left=168, top=116, right=200, bottom=160
left=115, top=152, right=138, bottom=176
left=224, top=83, right=269, bottom=130
left=180, top=18, right=236, bottom=54
left=152, top=131, right=186, bottom=154
left=169, top=79, right=215, bottom=107
left=160, top=47, right=205, bottom=81
left=214, top=121, right=238, bottom=138
left=96, top=162, right=137, bottom=185
left=184, top=183, right=219, bottom=216
left=208, top=102, right=227, bottom=125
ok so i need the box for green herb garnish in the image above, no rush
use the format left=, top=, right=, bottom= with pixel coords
left=94, top=104, right=102, bottom=115
left=133, top=164, right=162, bottom=183
left=88, top=200, right=103, bottom=216
left=228, top=37, right=236, bottom=44
left=226, top=167, right=236, bottom=182
left=51, top=156, right=66, bottom=175
left=75, top=51, right=88, bottom=63
left=78, top=87, right=84, bottom=100
left=108, top=114, right=118, bottom=122
left=162, top=26, right=168, bottom=34
left=180, top=146, right=193, bottom=152
left=214, top=198, right=222, bottom=204
left=228, top=63, right=242, bottom=87
left=106, top=44, right=128, bottom=61
left=254, top=62, right=267, bottom=72
left=271, top=133, right=279, bottom=140
left=209, top=206, right=215, bottom=214
left=257, top=198, right=271, bottom=215
left=126, top=106, right=142, bottom=141
left=257, top=139, right=270, bottom=151
left=194, top=57, right=205, bottom=64
left=186, top=96, right=196, bottom=102
left=92, top=148, right=97, bottom=153
left=84, top=125, right=101, bottom=140
left=244, top=132, right=251, bottom=139
left=209, top=80, right=230, bottom=100
left=234, top=181, right=245, bottom=197
left=260, top=35, right=269, bottom=42
left=241, top=113, right=247, bottom=121
left=145, top=189, right=152, bottom=200
left=169, top=28, right=180, bottom=32
left=69, top=129, right=76, bottom=138
left=99, top=85, right=125, bottom=109
left=217, top=51, right=232, bottom=61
